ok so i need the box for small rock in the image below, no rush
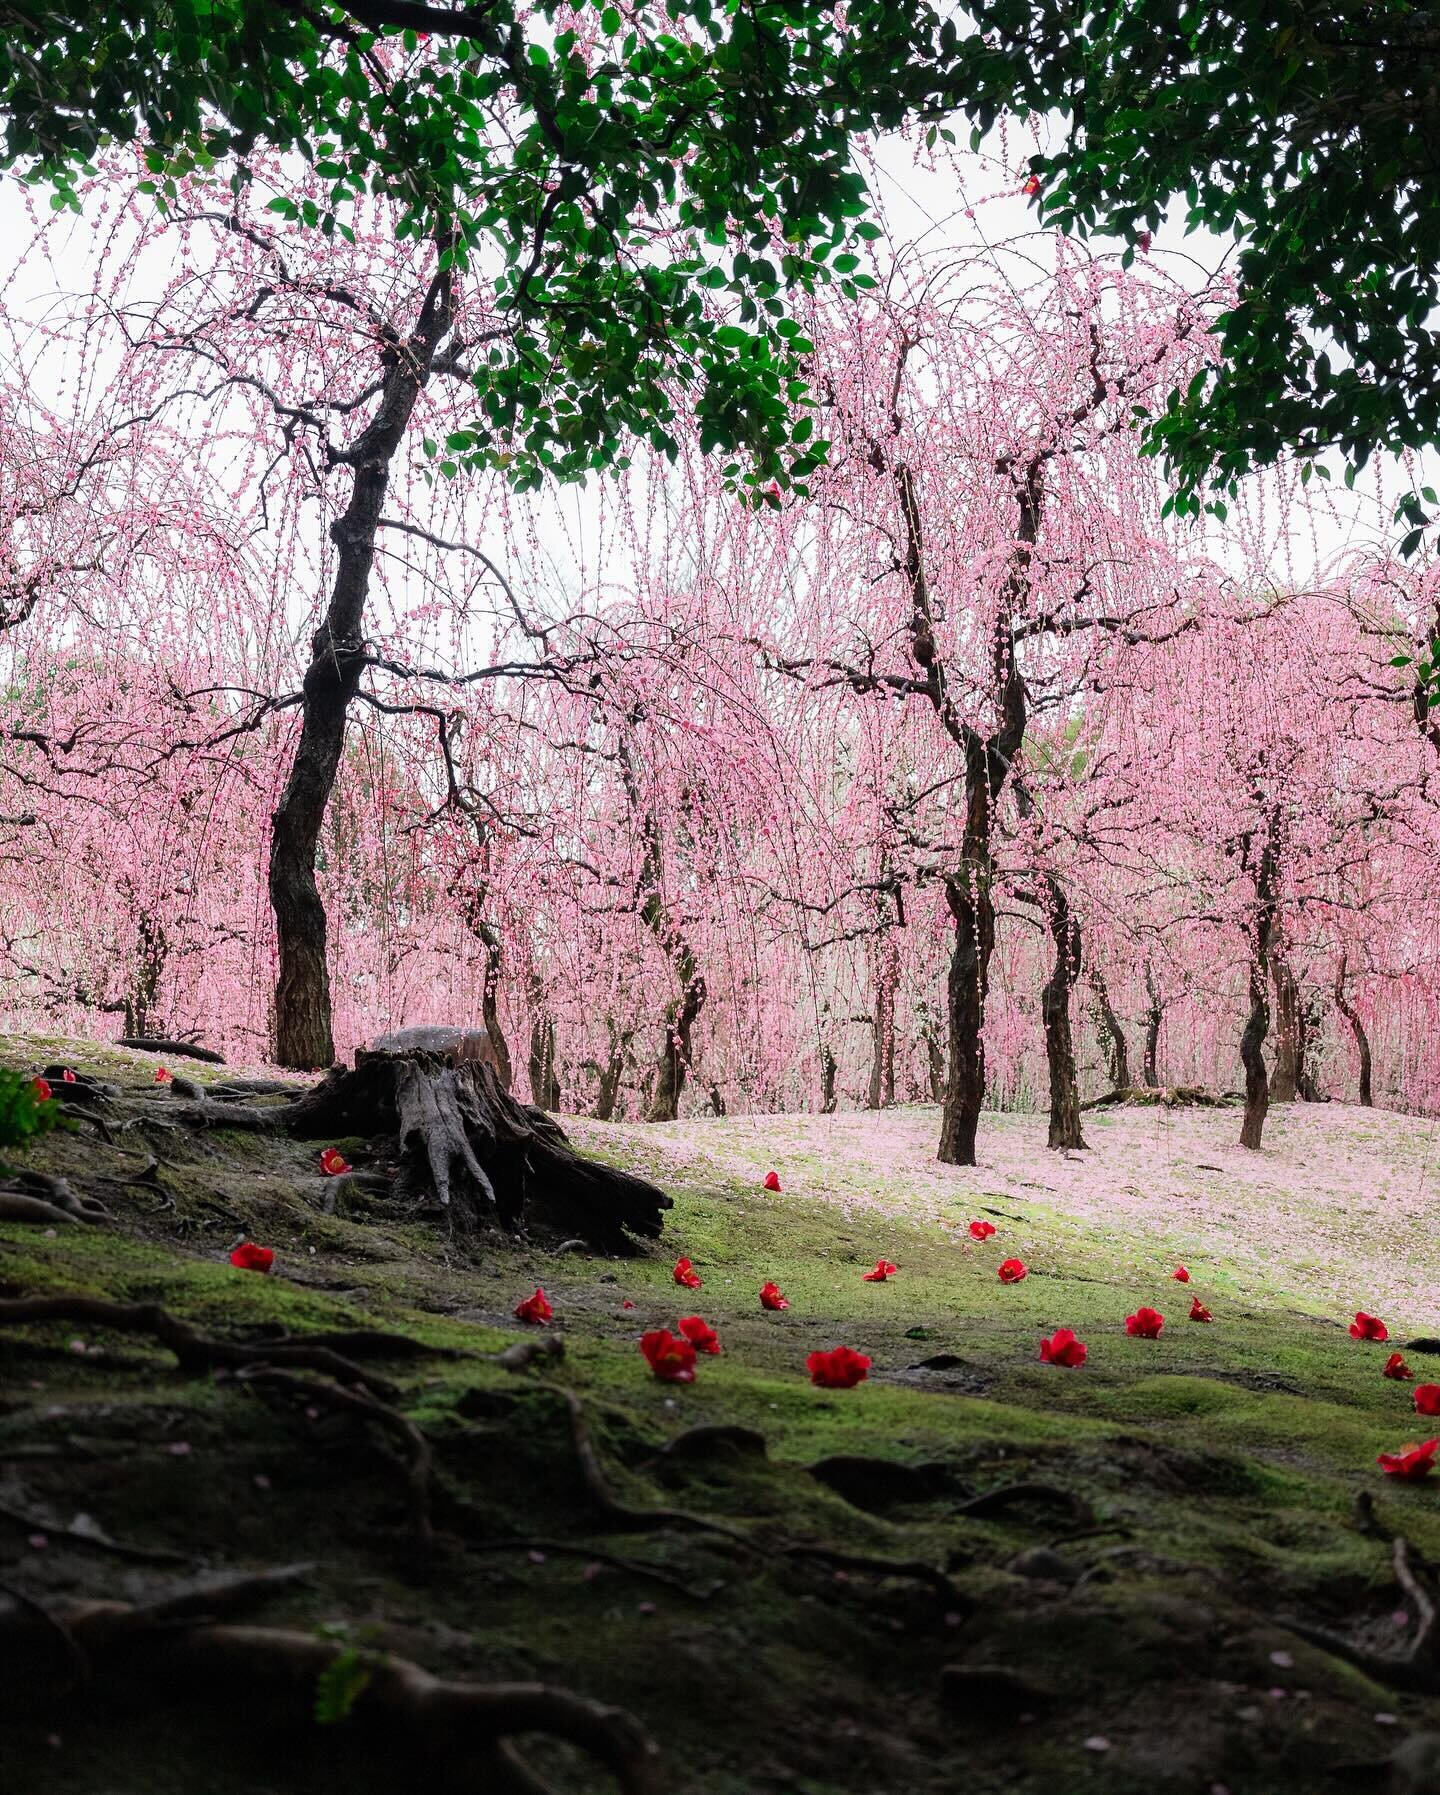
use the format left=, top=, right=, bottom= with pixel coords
left=1083, top=1736, right=1111, bottom=1753
left=1007, top=1547, right=1077, bottom=1583
left=1392, top=1732, right=1440, bottom=1794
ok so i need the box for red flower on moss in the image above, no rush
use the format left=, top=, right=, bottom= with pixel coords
left=1415, top=1386, right=1440, bottom=1418
left=61, top=1068, right=77, bottom=1083
left=514, top=1287, right=553, bottom=1325
left=1350, top=1312, right=1389, bottom=1342
left=862, top=1259, right=898, bottom=1282
left=319, top=1147, right=351, bottom=1176
left=641, top=1329, right=697, bottom=1383
left=672, top=1256, right=702, bottom=1290
left=1188, top=1297, right=1213, bottom=1322
left=1126, top=1307, right=1165, bottom=1339
left=1171, top=1266, right=1191, bottom=1283
left=759, top=1280, right=789, bottom=1311
left=969, top=1220, right=996, bottom=1241
left=1378, top=1439, right=1440, bottom=1481
left=808, top=1345, right=871, bottom=1389
left=229, top=1242, right=274, bottom=1274
left=621, top=1299, right=635, bottom=1310
left=1385, top=1352, right=1415, bottom=1381
left=30, top=1077, right=52, bottom=1102
left=154, top=1066, right=172, bottom=1084
left=678, top=1315, right=721, bottom=1355
left=997, top=1258, right=1028, bottom=1284
left=763, top=1170, right=782, bottom=1192
left=1039, top=1328, right=1087, bottom=1368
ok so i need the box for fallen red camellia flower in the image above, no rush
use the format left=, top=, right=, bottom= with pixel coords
left=1171, top=1266, right=1191, bottom=1283
left=1415, top=1386, right=1440, bottom=1418
left=1189, top=1297, right=1214, bottom=1322
left=1385, top=1352, right=1415, bottom=1381
left=621, top=1299, right=635, bottom=1310
left=1039, top=1327, right=1087, bottom=1368
left=318, top=1147, right=351, bottom=1176
left=1378, top=1439, right=1440, bottom=1481
left=229, top=1242, right=275, bottom=1274
left=1350, top=1311, right=1389, bottom=1342
left=514, top=1287, right=553, bottom=1325
left=759, top=1280, right=790, bottom=1311
left=1125, top=1307, right=1165, bottom=1339
left=154, top=1066, right=172, bottom=1084
left=672, top=1256, right=702, bottom=1290
left=678, top=1315, right=722, bottom=1355
left=763, top=1170, right=782, bottom=1192
left=807, top=1345, right=872, bottom=1389
left=640, top=1329, right=697, bottom=1383
left=969, top=1220, right=996, bottom=1242
left=862, top=1259, right=899, bottom=1282
left=997, top=1258, right=1028, bottom=1284
left=30, top=1076, right=52, bottom=1103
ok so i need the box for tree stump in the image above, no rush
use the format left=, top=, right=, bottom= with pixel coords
left=283, top=1050, right=671, bottom=1252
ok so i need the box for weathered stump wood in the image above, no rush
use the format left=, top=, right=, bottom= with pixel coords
left=283, top=1049, right=671, bottom=1251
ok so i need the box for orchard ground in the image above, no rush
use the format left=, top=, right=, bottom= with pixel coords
left=5, top=1036, right=1440, bottom=1794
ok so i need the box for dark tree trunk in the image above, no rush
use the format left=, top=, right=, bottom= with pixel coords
left=1039, top=877, right=1086, bottom=1150
left=1269, top=945, right=1302, bottom=1103
left=1239, top=815, right=1281, bottom=1151
left=1090, top=968, right=1131, bottom=1092
left=591, top=1019, right=633, bottom=1122
left=708, top=1085, right=726, bottom=1117
left=866, top=936, right=897, bottom=1110
left=940, top=848, right=995, bottom=1166
left=527, top=1011, right=561, bottom=1112
left=269, top=266, right=456, bottom=1070
left=468, top=915, right=513, bottom=1092
left=1297, top=995, right=1324, bottom=1101
left=1334, top=951, right=1374, bottom=1106
left=923, top=1017, right=945, bottom=1104
left=647, top=970, right=705, bottom=1122
left=820, top=1042, right=838, bottom=1114
left=1143, top=959, right=1164, bottom=1088
left=284, top=1049, right=670, bottom=1250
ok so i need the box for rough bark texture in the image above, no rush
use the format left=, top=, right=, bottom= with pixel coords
left=1143, top=960, right=1164, bottom=1088
left=922, top=1016, right=945, bottom=1104
left=285, top=1048, right=670, bottom=1250
left=1334, top=951, right=1374, bottom=1106
left=1269, top=944, right=1302, bottom=1103
left=1090, top=969, right=1131, bottom=1092
left=820, top=1043, right=838, bottom=1114
left=1239, top=814, right=1281, bottom=1151
left=269, top=264, right=457, bottom=1070
left=866, top=933, right=897, bottom=1111
left=527, top=1009, right=561, bottom=1112
left=590, top=1019, right=634, bottom=1122
left=1039, top=878, right=1086, bottom=1150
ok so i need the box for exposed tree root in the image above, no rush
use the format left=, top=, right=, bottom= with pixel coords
left=653, top=1423, right=768, bottom=1462
left=116, top=1037, right=226, bottom=1064
left=461, top=1535, right=716, bottom=1599
left=0, top=1295, right=407, bottom=1399
left=542, top=1385, right=752, bottom=1543
left=495, top=1333, right=566, bottom=1373
left=1280, top=1535, right=1440, bottom=1690
left=1, top=1571, right=662, bottom=1795
left=780, top=1541, right=971, bottom=1612
left=955, top=1481, right=1094, bottom=1525
left=0, top=1171, right=109, bottom=1228
left=237, top=1366, right=435, bottom=1543
left=0, top=1493, right=187, bottom=1565
left=1081, top=1084, right=1231, bottom=1111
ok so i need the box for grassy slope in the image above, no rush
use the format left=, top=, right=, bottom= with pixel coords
left=3, top=1035, right=1440, bottom=1794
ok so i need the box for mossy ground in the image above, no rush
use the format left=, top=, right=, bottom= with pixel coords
left=3, top=1036, right=1439, bottom=1793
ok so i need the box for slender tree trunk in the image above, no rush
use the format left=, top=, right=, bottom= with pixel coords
left=940, top=824, right=995, bottom=1166
left=647, top=968, right=706, bottom=1122
left=460, top=901, right=514, bottom=1091
left=1269, top=942, right=1302, bottom=1102
left=1040, top=878, right=1086, bottom=1149
left=269, top=266, right=456, bottom=1069
left=819, top=1042, right=838, bottom=1114
left=1333, top=951, right=1374, bottom=1106
left=528, top=1011, right=561, bottom=1112
left=1090, top=966, right=1131, bottom=1092
left=866, top=934, right=897, bottom=1110
left=922, top=1015, right=945, bottom=1103
left=592, top=1019, right=632, bottom=1122
left=1297, top=995, right=1324, bottom=1101
left=1239, top=816, right=1281, bottom=1150
left=1143, top=959, right=1163, bottom=1088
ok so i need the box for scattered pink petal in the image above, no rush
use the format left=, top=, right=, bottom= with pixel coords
left=1083, top=1736, right=1110, bottom=1752
left=28, top=1533, right=47, bottom=1550
left=166, top=1441, right=192, bottom=1456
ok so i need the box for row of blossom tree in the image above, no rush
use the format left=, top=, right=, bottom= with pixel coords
left=1, top=153, right=1437, bottom=1162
